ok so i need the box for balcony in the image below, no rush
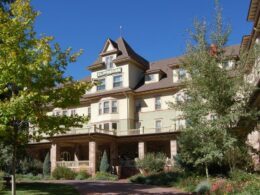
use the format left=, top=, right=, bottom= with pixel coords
left=50, top=125, right=181, bottom=137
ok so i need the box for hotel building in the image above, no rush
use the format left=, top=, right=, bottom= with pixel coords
left=29, top=0, right=260, bottom=177
left=29, top=36, right=240, bottom=177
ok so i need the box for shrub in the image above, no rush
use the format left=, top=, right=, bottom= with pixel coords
left=94, top=171, right=118, bottom=181
left=136, top=152, right=166, bottom=174
left=0, top=171, right=4, bottom=191
left=43, top=152, right=50, bottom=176
left=129, top=172, right=180, bottom=186
left=229, top=169, right=255, bottom=182
left=195, top=180, right=211, bottom=195
left=20, top=157, right=43, bottom=175
left=75, top=170, right=90, bottom=180
left=52, top=166, right=76, bottom=180
left=16, top=173, right=43, bottom=181
left=99, top=150, right=109, bottom=173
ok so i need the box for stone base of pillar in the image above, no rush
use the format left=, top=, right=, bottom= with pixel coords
left=89, top=141, right=97, bottom=176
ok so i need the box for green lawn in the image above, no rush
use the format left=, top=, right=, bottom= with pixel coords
left=1, top=182, right=79, bottom=195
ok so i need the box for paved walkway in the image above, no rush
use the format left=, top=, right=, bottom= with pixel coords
left=61, top=180, right=191, bottom=195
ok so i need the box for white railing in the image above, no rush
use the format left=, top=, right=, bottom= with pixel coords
left=33, top=125, right=181, bottom=139
left=56, top=160, right=89, bottom=168
left=117, top=126, right=180, bottom=136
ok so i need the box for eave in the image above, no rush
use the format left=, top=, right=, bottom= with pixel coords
left=247, top=0, right=260, bottom=21
left=87, top=62, right=105, bottom=71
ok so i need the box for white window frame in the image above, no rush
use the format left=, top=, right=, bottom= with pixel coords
left=103, top=101, right=110, bottom=114
left=111, top=100, right=118, bottom=113
left=145, top=74, right=154, bottom=82
left=113, top=75, right=122, bottom=88
left=112, top=122, right=117, bottom=130
left=155, top=96, right=161, bottom=110
left=178, top=68, right=186, bottom=81
left=97, top=78, right=106, bottom=91
left=70, top=109, right=76, bottom=116
left=155, top=120, right=162, bottom=132
left=105, top=56, right=113, bottom=69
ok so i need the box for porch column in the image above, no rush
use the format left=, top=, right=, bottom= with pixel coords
left=89, top=141, right=97, bottom=176
left=170, top=140, right=177, bottom=164
left=50, top=143, right=60, bottom=172
left=138, top=141, right=146, bottom=159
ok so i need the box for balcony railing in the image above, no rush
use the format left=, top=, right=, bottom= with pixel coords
left=55, top=125, right=181, bottom=137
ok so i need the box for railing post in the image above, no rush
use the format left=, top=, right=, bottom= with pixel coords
left=142, top=126, right=144, bottom=134
left=93, top=125, right=96, bottom=133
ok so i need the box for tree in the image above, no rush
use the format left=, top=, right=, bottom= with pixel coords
left=0, top=0, right=92, bottom=194
left=170, top=0, right=259, bottom=177
left=43, top=152, right=50, bottom=176
left=99, top=150, right=109, bottom=173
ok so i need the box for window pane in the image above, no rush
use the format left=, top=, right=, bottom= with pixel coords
left=112, top=123, right=117, bottom=130
left=99, top=103, right=102, bottom=115
left=112, top=101, right=118, bottom=113
left=104, top=123, right=109, bottom=130
left=178, top=68, right=186, bottom=80
left=103, top=101, right=109, bottom=113
left=105, top=56, right=113, bottom=69
left=155, top=97, right=161, bottom=110
left=155, top=120, right=161, bottom=132
left=97, top=79, right=105, bottom=91
left=71, top=110, right=76, bottom=116
left=113, top=75, right=122, bottom=88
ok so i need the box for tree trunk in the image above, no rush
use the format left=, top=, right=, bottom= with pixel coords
left=205, top=164, right=209, bottom=179
left=11, top=143, right=16, bottom=195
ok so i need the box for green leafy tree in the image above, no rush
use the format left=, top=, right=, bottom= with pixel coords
left=43, top=152, right=50, bottom=176
left=99, top=150, right=109, bottom=173
left=170, top=1, right=259, bottom=177
left=0, top=0, right=92, bottom=193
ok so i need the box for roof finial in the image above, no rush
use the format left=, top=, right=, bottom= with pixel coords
left=119, top=25, right=123, bottom=37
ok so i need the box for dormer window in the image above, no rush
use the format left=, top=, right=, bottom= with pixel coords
left=178, top=68, right=186, bottom=80
left=145, top=74, right=155, bottom=81
left=105, top=56, right=113, bottom=69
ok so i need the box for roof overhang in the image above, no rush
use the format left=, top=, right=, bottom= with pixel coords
left=87, top=62, right=105, bottom=71
left=145, top=69, right=166, bottom=75
left=247, top=0, right=260, bottom=21
left=113, top=56, right=148, bottom=70
left=100, top=49, right=120, bottom=57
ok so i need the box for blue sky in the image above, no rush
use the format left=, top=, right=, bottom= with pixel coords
left=31, top=0, right=252, bottom=80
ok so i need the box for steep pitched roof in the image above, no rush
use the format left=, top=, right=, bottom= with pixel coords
left=115, top=37, right=149, bottom=68
left=88, top=37, right=149, bottom=70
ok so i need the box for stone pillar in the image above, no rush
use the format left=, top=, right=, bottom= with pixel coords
left=89, top=141, right=97, bottom=176
left=170, top=140, right=177, bottom=164
left=138, top=141, right=146, bottom=159
left=50, top=143, right=60, bottom=172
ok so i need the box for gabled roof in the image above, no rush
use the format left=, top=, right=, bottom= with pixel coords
left=115, top=37, right=149, bottom=68
left=88, top=37, right=149, bottom=71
